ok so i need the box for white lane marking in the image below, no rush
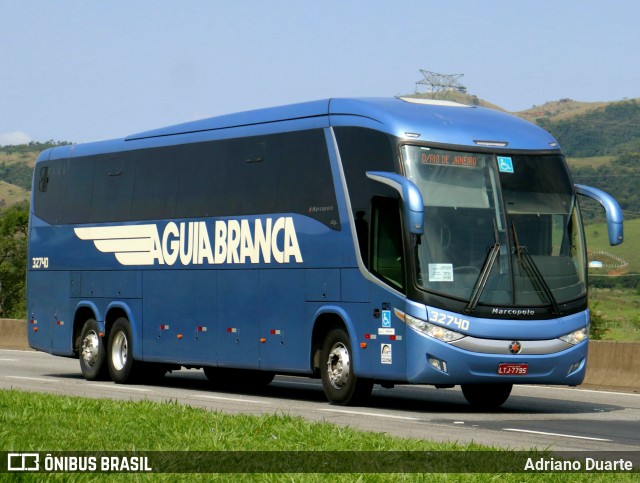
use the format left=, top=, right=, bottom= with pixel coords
left=92, top=384, right=151, bottom=392
left=319, top=408, right=420, bottom=421
left=503, top=428, right=612, bottom=442
left=194, top=395, right=269, bottom=405
left=522, top=385, right=640, bottom=398
left=0, top=349, right=45, bottom=354
left=0, top=358, right=18, bottom=361
left=5, top=376, right=54, bottom=383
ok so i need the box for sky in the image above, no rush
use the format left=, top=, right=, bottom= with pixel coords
left=1, top=0, right=639, bottom=145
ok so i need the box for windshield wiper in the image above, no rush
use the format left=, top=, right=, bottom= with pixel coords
left=511, top=222, right=560, bottom=315
left=465, top=220, right=501, bottom=314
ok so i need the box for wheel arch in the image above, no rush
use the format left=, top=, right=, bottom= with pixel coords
left=104, top=302, right=141, bottom=359
left=311, top=306, right=359, bottom=376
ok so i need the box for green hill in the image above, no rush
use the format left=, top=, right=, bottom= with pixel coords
left=516, top=98, right=610, bottom=123
left=516, top=98, right=640, bottom=222
left=530, top=99, right=640, bottom=157
left=0, top=142, right=68, bottom=207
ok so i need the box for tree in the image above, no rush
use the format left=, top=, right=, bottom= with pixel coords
left=0, top=204, right=28, bottom=318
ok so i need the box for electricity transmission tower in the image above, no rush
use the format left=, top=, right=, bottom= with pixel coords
left=415, top=70, right=466, bottom=100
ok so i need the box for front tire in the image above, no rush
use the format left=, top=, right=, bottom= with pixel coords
left=79, top=318, right=108, bottom=381
left=320, top=328, right=373, bottom=405
left=461, top=383, right=512, bottom=409
left=107, top=318, right=139, bottom=383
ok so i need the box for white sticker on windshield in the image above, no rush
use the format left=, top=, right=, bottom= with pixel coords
left=429, top=263, right=454, bottom=282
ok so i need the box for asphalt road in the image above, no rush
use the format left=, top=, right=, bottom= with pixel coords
left=2, top=348, right=639, bottom=458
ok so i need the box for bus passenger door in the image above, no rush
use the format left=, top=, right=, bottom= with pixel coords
left=367, top=196, right=407, bottom=379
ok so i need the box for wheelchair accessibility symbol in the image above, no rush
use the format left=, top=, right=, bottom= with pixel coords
left=497, top=156, right=514, bottom=173
left=382, top=310, right=391, bottom=327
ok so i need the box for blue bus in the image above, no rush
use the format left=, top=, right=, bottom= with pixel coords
left=27, top=97, right=623, bottom=408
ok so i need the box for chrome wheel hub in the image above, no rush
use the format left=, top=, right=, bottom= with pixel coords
left=81, top=331, right=100, bottom=367
left=326, top=343, right=350, bottom=389
left=111, top=331, right=128, bottom=371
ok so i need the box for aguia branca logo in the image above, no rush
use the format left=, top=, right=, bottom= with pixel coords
left=74, top=217, right=303, bottom=266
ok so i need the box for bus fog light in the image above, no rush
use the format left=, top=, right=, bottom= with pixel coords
left=428, top=356, right=448, bottom=373
left=559, top=326, right=589, bottom=345
left=567, top=358, right=585, bottom=375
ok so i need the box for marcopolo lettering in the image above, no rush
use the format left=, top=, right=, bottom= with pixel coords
left=74, top=217, right=303, bottom=266
left=492, top=308, right=536, bottom=316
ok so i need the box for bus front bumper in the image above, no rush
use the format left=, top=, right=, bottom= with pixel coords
left=406, top=335, right=588, bottom=386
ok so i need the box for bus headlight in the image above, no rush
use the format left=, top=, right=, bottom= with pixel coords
left=559, top=326, right=589, bottom=345
left=405, top=314, right=465, bottom=342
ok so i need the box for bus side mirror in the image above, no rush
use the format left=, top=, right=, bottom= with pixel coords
left=366, top=171, right=424, bottom=235
left=575, top=184, right=623, bottom=246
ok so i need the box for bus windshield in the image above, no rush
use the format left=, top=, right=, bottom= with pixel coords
left=402, top=146, right=587, bottom=310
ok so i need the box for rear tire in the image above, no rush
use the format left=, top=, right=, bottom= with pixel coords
left=320, top=328, right=373, bottom=405
left=461, top=383, right=512, bottom=409
left=107, top=318, right=139, bottom=383
left=79, top=318, right=109, bottom=381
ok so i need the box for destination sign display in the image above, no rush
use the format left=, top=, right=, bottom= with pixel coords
left=420, top=152, right=480, bottom=167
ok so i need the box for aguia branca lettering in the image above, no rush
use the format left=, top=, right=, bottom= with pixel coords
left=153, top=217, right=302, bottom=265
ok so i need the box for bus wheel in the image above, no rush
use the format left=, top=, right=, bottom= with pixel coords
left=107, top=318, right=138, bottom=384
left=79, top=318, right=108, bottom=381
left=461, top=383, right=512, bottom=409
left=321, top=328, right=373, bottom=406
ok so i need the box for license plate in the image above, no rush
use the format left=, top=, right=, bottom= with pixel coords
left=497, top=363, right=528, bottom=375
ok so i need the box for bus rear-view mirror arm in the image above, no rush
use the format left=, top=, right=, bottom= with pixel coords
left=366, top=171, right=424, bottom=236
left=575, top=184, right=623, bottom=246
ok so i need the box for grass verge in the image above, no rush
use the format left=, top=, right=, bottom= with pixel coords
left=589, top=288, right=640, bottom=341
left=0, top=389, right=636, bottom=481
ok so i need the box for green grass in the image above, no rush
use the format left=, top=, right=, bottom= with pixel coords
left=1, top=389, right=635, bottom=482
left=584, top=218, right=640, bottom=341
left=585, top=218, right=640, bottom=273
left=589, top=288, right=640, bottom=341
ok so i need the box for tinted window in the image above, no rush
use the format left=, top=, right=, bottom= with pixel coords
left=90, top=155, right=133, bottom=222
left=334, top=127, right=398, bottom=212
left=371, top=197, right=405, bottom=291
left=334, top=127, right=398, bottom=263
left=33, top=129, right=339, bottom=229
left=33, top=160, right=65, bottom=223
left=277, top=130, right=339, bottom=229
left=132, top=152, right=178, bottom=220
left=63, top=157, right=94, bottom=224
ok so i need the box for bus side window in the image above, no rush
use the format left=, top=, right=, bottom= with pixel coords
left=333, top=126, right=398, bottom=259
left=90, top=155, right=133, bottom=222
left=371, top=196, right=405, bottom=292
left=34, top=159, right=70, bottom=224
left=277, top=130, right=338, bottom=229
